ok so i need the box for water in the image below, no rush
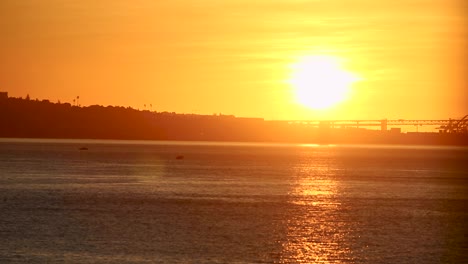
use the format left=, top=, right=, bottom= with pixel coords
left=0, top=139, right=467, bottom=263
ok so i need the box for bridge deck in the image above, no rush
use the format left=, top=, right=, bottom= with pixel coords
left=279, top=117, right=468, bottom=133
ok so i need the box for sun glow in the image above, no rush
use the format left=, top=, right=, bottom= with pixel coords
left=289, top=55, right=360, bottom=110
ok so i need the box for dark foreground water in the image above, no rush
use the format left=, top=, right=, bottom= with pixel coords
left=0, top=139, right=467, bottom=263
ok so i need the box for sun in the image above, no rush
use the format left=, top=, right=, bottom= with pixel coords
left=288, top=55, right=359, bottom=110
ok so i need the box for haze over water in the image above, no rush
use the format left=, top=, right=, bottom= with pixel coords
left=0, top=139, right=467, bottom=263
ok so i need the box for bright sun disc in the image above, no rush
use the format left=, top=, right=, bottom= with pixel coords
left=289, top=55, right=359, bottom=110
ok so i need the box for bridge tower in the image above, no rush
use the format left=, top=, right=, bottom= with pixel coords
left=380, top=119, right=387, bottom=131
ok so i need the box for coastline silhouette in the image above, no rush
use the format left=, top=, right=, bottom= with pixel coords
left=1, top=93, right=467, bottom=145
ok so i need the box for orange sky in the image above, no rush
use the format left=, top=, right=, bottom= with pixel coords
left=1, top=0, right=466, bottom=120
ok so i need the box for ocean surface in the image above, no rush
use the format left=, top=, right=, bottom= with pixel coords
left=0, top=139, right=467, bottom=263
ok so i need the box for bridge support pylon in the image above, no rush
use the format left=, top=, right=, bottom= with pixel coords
left=381, top=119, right=387, bottom=131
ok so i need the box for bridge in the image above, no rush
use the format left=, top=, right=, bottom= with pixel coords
left=283, top=115, right=468, bottom=133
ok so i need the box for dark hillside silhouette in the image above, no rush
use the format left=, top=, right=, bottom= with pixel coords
left=0, top=95, right=267, bottom=141
left=0, top=94, right=467, bottom=145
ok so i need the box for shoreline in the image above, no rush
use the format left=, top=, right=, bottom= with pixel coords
left=1, top=135, right=467, bottom=147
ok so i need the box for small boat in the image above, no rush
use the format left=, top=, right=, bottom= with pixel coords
left=175, top=155, right=184, bottom=160
left=78, top=147, right=88, bottom=151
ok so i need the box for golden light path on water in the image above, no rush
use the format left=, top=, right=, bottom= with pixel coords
left=280, top=146, right=353, bottom=263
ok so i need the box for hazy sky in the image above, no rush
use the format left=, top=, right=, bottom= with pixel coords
left=1, top=0, right=466, bottom=120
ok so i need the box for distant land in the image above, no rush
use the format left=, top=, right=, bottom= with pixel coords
left=1, top=92, right=467, bottom=146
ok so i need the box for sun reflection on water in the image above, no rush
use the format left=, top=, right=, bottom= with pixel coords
left=279, top=147, right=354, bottom=263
